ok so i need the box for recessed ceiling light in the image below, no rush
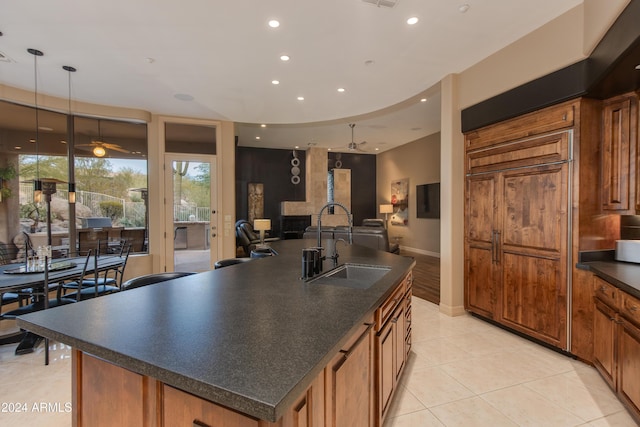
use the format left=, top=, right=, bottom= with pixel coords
left=29, top=139, right=36, bottom=143
left=459, top=4, right=470, bottom=13
left=272, top=80, right=280, bottom=85
left=280, top=55, right=290, bottom=61
left=174, top=93, right=194, bottom=101
left=375, top=148, right=379, bottom=151
left=407, top=17, right=419, bottom=25
left=14, top=146, right=21, bottom=150
left=38, top=126, right=53, bottom=131
left=420, top=98, right=427, bottom=102
left=294, top=146, right=299, bottom=149
left=60, top=140, right=67, bottom=144
left=261, top=124, right=267, bottom=128
left=635, top=64, right=640, bottom=70
left=337, top=88, right=345, bottom=93
left=297, top=96, right=304, bottom=101
left=328, top=148, right=332, bottom=151
left=255, top=136, right=261, bottom=140
left=268, top=20, right=280, bottom=28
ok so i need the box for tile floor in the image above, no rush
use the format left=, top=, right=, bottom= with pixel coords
left=0, top=297, right=637, bottom=426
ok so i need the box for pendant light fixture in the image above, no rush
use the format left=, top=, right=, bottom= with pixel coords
left=28, top=48, right=43, bottom=203
left=63, top=64, right=77, bottom=204
left=93, top=120, right=106, bottom=157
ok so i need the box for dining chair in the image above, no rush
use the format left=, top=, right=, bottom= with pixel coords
left=78, top=244, right=131, bottom=291
left=62, top=250, right=122, bottom=300
left=3, top=256, right=76, bottom=364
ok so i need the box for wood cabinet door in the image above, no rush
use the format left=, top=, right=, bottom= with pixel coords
left=376, top=318, right=396, bottom=423
left=465, top=173, right=499, bottom=318
left=593, top=298, right=618, bottom=390
left=326, top=324, right=374, bottom=427
left=499, top=163, right=569, bottom=348
left=602, top=94, right=638, bottom=213
left=619, top=318, right=640, bottom=423
left=392, top=302, right=406, bottom=383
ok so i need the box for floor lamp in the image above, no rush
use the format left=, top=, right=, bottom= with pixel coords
left=379, top=204, right=393, bottom=229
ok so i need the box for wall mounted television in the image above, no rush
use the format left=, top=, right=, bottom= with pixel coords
left=416, top=183, right=440, bottom=219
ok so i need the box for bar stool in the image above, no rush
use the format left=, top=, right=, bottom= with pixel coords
left=214, top=258, right=253, bottom=269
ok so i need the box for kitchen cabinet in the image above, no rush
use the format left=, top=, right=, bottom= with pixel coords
left=465, top=127, right=571, bottom=349
left=601, top=92, right=638, bottom=213
left=325, top=321, right=374, bottom=427
left=375, top=272, right=411, bottom=425
left=592, top=276, right=640, bottom=424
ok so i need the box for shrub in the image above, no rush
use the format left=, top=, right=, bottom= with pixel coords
left=99, top=201, right=123, bottom=220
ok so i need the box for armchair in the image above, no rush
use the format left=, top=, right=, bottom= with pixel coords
left=235, top=220, right=280, bottom=256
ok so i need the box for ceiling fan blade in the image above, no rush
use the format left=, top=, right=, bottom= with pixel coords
left=108, top=145, right=131, bottom=154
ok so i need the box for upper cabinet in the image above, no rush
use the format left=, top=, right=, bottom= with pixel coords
left=601, top=92, right=639, bottom=214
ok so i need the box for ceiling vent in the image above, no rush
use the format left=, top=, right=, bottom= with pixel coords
left=362, top=0, right=398, bottom=8
left=0, top=51, right=13, bottom=62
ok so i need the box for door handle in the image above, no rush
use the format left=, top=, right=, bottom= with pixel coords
left=491, top=230, right=496, bottom=264
left=494, top=231, right=501, bottom=264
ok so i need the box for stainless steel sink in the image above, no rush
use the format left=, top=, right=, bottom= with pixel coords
left=308, top=263, right=391, bottom=289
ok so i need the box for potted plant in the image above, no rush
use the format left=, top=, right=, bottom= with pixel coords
left=0, top=163, right=17, bottom=201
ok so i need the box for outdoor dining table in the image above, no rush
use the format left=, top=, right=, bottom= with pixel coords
left=0, top=254, right=126, bottom=352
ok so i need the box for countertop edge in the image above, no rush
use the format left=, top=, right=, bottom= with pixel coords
left=576, top=260, right=640, bottom=300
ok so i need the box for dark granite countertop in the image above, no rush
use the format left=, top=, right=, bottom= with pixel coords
left=577, top=256, right=640, bottom=300
left=17, top=239, right=415, bottom=422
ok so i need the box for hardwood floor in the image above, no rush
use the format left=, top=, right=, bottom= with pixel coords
left=400, top=249, right=440, bottom=305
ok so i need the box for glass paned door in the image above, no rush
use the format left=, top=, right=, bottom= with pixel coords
left=164, top=154, right=217, bottom=272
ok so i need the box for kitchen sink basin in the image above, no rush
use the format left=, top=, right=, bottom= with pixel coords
left=309, top=263, right=391, bottom=289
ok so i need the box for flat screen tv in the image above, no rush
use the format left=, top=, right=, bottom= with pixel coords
left=416, top=183, right=440, bottom=219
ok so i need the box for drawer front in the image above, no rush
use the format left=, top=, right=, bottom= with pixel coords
left=621, top=292, right=640, bottom=327
left=376, top=282, right=405, bottom=332
left=594, top=277, right=619, bottom=309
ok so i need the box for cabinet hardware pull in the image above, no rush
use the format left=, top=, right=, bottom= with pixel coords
left=629, top=305, right=638, bottom=312
left=193, top=420, right=211, bottom=427
left=599, top=286, right=607, bottom=292
left=491, top=230, right=496, bottom=263
left=341, top=323, right=374, bottom=359
left=495, top=231, right=501, bottom=264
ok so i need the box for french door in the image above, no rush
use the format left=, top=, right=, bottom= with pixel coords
left=164, top=153, right=218, bottom=272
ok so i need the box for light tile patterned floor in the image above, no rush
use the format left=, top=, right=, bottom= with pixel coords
left=0, top=297, right=637, bottom=426
left=383, top=297, right=638, bottom=426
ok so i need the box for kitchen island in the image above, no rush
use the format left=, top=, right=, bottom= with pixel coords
left=18, top=239, right=414, bottom=426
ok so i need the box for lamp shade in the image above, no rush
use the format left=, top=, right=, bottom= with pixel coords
left=253, top=219, right=271, bottom=231
left=380, top=204, right=393, bottom=214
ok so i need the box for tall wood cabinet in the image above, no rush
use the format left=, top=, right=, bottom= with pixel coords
left=601, top=92, right=639, bottom=213
left=465, top=103, right=573, bottom=349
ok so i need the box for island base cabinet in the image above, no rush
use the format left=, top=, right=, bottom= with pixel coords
left=619, top=318, right=640, bottom=422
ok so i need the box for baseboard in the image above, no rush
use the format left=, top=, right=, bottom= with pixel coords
left=438, top=303, right=466, bottom=317
left=399, top=246, right=440, bottom=258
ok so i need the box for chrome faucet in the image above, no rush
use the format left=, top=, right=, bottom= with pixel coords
left=330, top=238, right=348, bottom=267
left=316, top=201, right=353, bottom=248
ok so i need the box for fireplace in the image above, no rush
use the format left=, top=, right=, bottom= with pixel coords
left=280, top=215, right=311, bottom=239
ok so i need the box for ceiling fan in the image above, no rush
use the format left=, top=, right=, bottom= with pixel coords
left=332, top=123, right=368, bottom=152
left=76, top=120, right=129, bottom=157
